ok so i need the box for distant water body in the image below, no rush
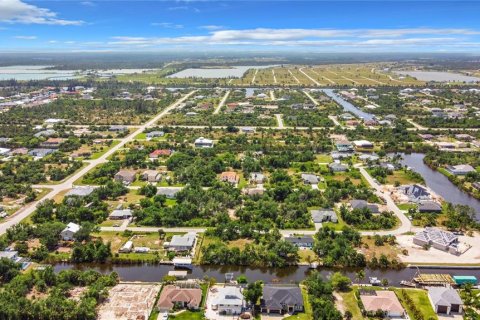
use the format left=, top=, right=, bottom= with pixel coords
left=167, top=65, right=275, bottom=79
left=394, top=70, right=480, bottom=83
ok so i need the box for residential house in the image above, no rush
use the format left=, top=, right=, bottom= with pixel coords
left=220, top=171, right=239, bottom=185
left=142, top=170, right=162, bottom=182
left=108, top=125, right=128, bottom=132
left=427, top=287, right=463, bottom=315
left=350, top=200, right=379, bottom=213
left=210, top=286, right=244, bottom=315
left=353, top=140, right=374, bottom=149
left=359, top=290, right=405, bottom=318
left=284, top=235, right=314, bottom=249
left=413, top=227, right=459, bottom=253
left=328, top=162, right=348, bottom=172
left=157, top=285, right=202, bottom=312
left=65, top=186, right=95, bottom=198
left=311, top=209, right=338, bottom=223
left=455, top=134, right=474, bottom=141
left=243, top=187, right=264, bottom=196
left=446, top=164, right=476, bottom=175
left=335, top=140, right=353, bottom=152
left=358, top=154, right=379, bottom=162
left=419, top=134, right=435, bottom=141
left=400, top=184, right=431, bottom=203
left=34, top=129, right=56, bottom=138
left=60, top=222, right=80, bottom=241
left=0, top=250, right=19, bottom=262
left=301, top=173, right=319, bottom=185
left=146, top=131, right=165, bottom=139
left=261, top=286, right=304, bottom=314
left=109, top=209, right=133, bottom=220
left=28, top=148, right=55, bottom=158
left=40, top=138, right=65, bottom=148
left=149, top=149, right=172, bottom=159
left=156, top=187, right=182, bottom=199
left=241, top=127, right=255, bottom=134
left=194, top=137, right=214, bottom=148
left=250, top=172, right=265, bottom=184
left=10, top=147, right=28, bottom=156
left=114, top=169, right=136, bottom=184
left=418, top=201, right=442, bottom=213
left=165, top=233, right=196, bottom=252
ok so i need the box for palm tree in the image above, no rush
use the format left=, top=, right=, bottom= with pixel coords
left=355, top=270, right=366, bottom=284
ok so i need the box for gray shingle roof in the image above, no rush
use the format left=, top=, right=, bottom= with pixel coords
left=262, top=286, right=304, bottom=310
left=427, top=287, right=463, bottom=307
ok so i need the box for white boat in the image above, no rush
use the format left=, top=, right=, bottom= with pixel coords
left=369, top=277, right=382, bottom=285
left=309, top=262, right=319, bottom=269
left=172, top=257, right=192, bottom=269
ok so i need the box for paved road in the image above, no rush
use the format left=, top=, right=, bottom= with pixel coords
left=299, top=68, right=321, bottom=86
left=213, top=90, right=230, bottom=114
left=275, top=114, right=284, bottom=129
left=303, top=90, right=319, bottom=105
left=358, top=167, right=414, bottom=236
left=0, top=91, right=197, bottom=236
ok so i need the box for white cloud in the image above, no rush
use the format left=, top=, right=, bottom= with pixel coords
left=80, top=1, right=96, bottom=7
left=14, top=35, right=36, bottom=40
left=199, top=25, right=224, bottom=31
left=0, top=0, right=84, bottom=25
left=151, top=22, right=184, bottom=29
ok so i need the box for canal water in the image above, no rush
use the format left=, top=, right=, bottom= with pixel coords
left=54, top=263, right=480, bottom=284
left=397, top=153, right=480, bottom=218
left=322, top=89, right=375, bottom=121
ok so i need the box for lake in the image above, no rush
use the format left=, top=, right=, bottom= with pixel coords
left=394, top=71, right=480, bottom=83
left=0, top=65, right=79, bottom=81
left=398, top=153, right=480, bottom=219
left=167, top=65, right=274, bottom=79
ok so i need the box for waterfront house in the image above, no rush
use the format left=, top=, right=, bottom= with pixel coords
left=157, top=285, right=202, bottom=312
left=400, top=184, right=431, bottom=203
left=165, top=233, right=196, bottom=252
left=350, top=200, right=379, bottom=213
left=60, top=222, right=80, bottom=241
left=446, top=164, right=475, bottom=176
left=418, top=201, right=442, bottom=213
left=114, top=169, right=136, bottom=184
left=260, top=285, right=304, bottom=314
left=413, top=227, right=459, bottom=253
left=427, top=287, right=463, bottom=315
left=194, top=137, right=214, bottom=148
left=210, top=286, right=244, bottom=315
left=284, top=235, right=314, bottom=249
left=359, top=290, right=405, bottom=318
left=311, top=209, right=338, bottom=223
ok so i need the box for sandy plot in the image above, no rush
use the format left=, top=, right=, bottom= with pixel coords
left=97, top=283, right=161, bottom=320
left=396, top=233, right=480, bottom=264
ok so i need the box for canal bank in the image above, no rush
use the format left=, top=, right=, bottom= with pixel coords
left=397, top=153, right=480, bottom=219
left=322, top=88, right=375, bottom=121
left=54, top=263, right=480, bottom=285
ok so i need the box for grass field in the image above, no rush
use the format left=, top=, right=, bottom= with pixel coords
left=394, top=288, right=438, bottom=320
left=170, top=310, right=205, bottom=320
left=338, top=289, right=364, bottom=320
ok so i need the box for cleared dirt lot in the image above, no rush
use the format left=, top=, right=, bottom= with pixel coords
left=396, top=233, right=480, bottom=265
left=97, top=283, right=161, bottom=320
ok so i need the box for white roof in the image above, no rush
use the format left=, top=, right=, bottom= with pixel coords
left=353, top=140, right=373, bottom=146
left=172, top=257, right=192, bottom=264
left=63, top=222, right=80, bottom=233
left=195, top=137, right=213, bottom=144
left=169, top=233, right=196, bottom=247
left=212, top=286, right=244, bottom=306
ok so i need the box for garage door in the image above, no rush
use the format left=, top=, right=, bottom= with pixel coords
left=437, top=305, right=449, bottom=314
left=451, top=304, right=460, bottom=313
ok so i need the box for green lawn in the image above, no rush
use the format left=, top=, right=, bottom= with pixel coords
left=394, top=288, right=438, bottom=320
left=90, top=140, right=120, bottom=159
left=316, top=154, right=333, bottom=163
left=398, top=203, right=417, bottom=211
left=338, top=289, right=364, bottom=320
left=170, top=310, right=205, bottom=320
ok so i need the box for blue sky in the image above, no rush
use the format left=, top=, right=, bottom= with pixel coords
left=1, top=0, right=480, bottom=52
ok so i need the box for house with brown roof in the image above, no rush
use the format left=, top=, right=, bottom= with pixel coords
left=40, top=137, right=65, bottom=148
left=156, top=285, right=202, bottom=312
left=359, top=290, right=405, bottom=318
left=142, top=170, right=162, bottom=182
left=149, top=149, right=172, bottom=159
left=220, top=171, right=239, bottom=185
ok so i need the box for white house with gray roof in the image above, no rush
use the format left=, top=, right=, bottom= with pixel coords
left=427, top=287, right=463, bottom=314
left=165, top=232, right=196, bottom=252
left=413, top=227, right=459, bottom=253
left=65, top=186, right=95, bottom=198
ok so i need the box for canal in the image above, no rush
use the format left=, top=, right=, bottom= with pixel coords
left=322, top=89, right=375, bottom=121
left=54, top=263, right=480, bottom=284
left=398, top=153, right=480, bottom=219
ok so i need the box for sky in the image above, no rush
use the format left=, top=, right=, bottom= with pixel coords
left=1, top=0, right=480, bottom=52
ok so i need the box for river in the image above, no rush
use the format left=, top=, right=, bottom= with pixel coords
left=322, top=89, right=375, bottom=121
left=54, top=263, right=479, bottom=284
left=398, top=153, right=480, bottom=219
